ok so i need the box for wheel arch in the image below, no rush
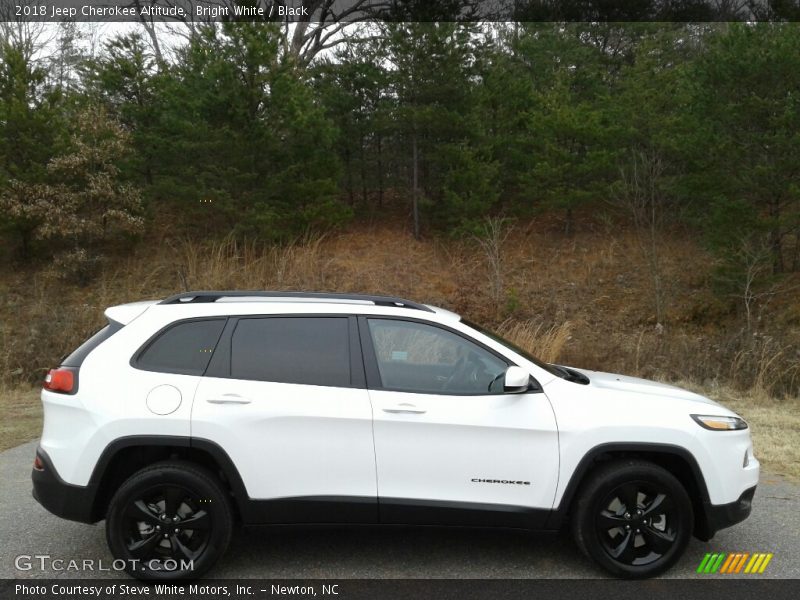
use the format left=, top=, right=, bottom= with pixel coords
left=549, top=442, right=712, bottom=539
left=88, top=436, right=249, bottom=522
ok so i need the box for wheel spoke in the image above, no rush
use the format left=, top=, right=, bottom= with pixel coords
left=126, top=500, right=161, bottom=526
left=179, top=509, right=210, bottom=530
left=617, top=484, right=640, bottom=513
left=170, top=535, right=199, bottom=561
left=127, top=532, right=162, bottom=559
left=163, top=486, right=184, bottom=517
left=597, top=509, right=627, bottom=531
left=609, top=530, right=637, bottom=563
left=640, top=524, right=675, bottom=555
left=642, top=493, right=670, bottom=518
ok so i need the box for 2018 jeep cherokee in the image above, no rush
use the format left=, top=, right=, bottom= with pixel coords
left=32, top=291, right=759, bottom=580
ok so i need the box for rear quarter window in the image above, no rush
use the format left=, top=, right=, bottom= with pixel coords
left=134, top=318, right=226, bottom=375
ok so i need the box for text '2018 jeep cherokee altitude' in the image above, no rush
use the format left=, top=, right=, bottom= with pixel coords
left=32, top=291, right=759, bottom=580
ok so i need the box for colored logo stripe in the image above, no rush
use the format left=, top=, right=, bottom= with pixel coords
left=699, top=552, right=773, bottom=574
left=720, top=553, right=736, bottom=573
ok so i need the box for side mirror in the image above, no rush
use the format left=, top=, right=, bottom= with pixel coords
left=504, top=366, right=530, bottom=393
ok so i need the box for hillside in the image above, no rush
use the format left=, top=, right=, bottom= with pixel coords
left=2, top=215, right=798, bottom=476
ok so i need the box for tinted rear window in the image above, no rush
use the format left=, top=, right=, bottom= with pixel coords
left=62, top=321, right=122, bottom=367
left=231, top=317, right=350, bottom=387
left=136, top=319, right=226, bottom=375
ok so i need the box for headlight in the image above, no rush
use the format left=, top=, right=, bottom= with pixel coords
left=691, top=414, right=748, bottom=431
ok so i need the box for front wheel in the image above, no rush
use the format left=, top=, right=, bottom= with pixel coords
left=106, top=461, right=233, bottom=580
left=571, top=459, right=693, bottom=579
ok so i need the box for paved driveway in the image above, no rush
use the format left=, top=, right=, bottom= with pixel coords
left=2, top=440, right=798, bottom=579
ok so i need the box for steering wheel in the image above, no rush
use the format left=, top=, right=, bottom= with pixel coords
left=442, top=352, right=481, bottom=392
left=487, top=371, right=505, bottom=393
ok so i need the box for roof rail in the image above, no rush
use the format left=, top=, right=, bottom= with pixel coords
left=158, top=291, right=435, bottom=313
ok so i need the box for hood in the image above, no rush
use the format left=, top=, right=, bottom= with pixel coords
left=575, top=368, right=722, bottom=408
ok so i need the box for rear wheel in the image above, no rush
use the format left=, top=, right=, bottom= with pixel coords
left=571, top=459, right=693, bottom=579
left=106, top=461, right=233, bottom=580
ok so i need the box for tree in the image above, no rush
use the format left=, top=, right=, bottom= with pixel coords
left=82, top=32, right=162, bottom=186
left=609, top=26, right=703, bottom=326
left=141, top=22, right=346, bottom=238
left=313, top=38, right=390, bottom=208
left=491, top=23, right=613, bottom=233
left=683, top=24, right=800, bottom=282
left=382, top=20, right=494, bottom=236
left=0, top=105, right=144, bottom=277
left=0, top=40, right=65, bottom=257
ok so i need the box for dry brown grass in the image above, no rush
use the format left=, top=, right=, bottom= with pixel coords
left=1, top=219, right=797, bottom=396
left=0, top=386, right=41, bottom=451
left=495, top=319, right=573, bottom=364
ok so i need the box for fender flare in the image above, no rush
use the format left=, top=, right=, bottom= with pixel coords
left=546, top=442, right=711, bottom=530
left=88, top=435, right=251, bottom=520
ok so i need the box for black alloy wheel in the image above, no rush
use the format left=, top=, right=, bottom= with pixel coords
left=122, top=484, right=211, bottom=567
left=106, top=461, right=233, bottom=580
left=572, top=459, right=693, bottom=578
left=595, top=481, right=678, bottom=566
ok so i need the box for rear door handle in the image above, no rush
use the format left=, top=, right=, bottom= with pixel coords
left=382, top=403, right=426, bottom=414
left=207, top=394, right=252, bottom=405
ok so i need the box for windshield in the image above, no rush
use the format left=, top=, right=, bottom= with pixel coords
left=460, top=319, right=561, bottom=377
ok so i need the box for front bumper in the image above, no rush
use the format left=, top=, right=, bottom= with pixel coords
left=696, top=485, right=756, bottom=541
left=31, top=446, right=100, bottom=524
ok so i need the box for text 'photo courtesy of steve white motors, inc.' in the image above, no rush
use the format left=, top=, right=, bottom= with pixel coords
left=11, top=582, right=340, bottom=598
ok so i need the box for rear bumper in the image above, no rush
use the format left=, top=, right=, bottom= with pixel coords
left=31, top=446, right=100, bottom=524
left=697, top=485, right=756, bottom=541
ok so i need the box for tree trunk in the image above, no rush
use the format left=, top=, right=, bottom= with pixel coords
left=565, top=206, right=574, bottom=236
left=359, top=135, right=368, bottom=205
left=412, top=133, right=420, bottom=240
left=376, top=134, right=384, bottom=208
left=770, top=197, right=784, bottom=274
left=344, top=148, right=354, bottom=206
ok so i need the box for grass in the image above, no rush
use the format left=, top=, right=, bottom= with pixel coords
left=2, top=222, right=799, bottom=397
left=0, top=386, right=42, bottom=451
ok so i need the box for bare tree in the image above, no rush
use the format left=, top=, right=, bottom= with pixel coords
left=0, top=1, right=54, bottom=64
left=475, top=217, right=512, bottom=319
left=282, top=1, right=386, bottom=67
left=613, top=149, right=671, bottom=328
left=723, top=237, right=800, bottom=333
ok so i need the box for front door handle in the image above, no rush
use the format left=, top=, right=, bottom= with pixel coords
left=207, top=394, right=252, bottom=405
left=382, top=403, right=426, bottom=414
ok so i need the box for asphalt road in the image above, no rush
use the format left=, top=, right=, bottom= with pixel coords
left=2, top=440, right=798, bottom=580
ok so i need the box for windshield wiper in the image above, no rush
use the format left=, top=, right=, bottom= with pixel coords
left=551, top=364, right=590, bottom=385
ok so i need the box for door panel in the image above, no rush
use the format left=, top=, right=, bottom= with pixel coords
left=370, top=389, right=559, bottom=514
left=192, top=377, right=376, bottom=501
left=362, top=317, right=560, bottom=524
left=191, top=315, right=377, bottom=522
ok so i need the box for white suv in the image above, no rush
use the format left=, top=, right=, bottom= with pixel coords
left=32, top=291, right=759, bottom=580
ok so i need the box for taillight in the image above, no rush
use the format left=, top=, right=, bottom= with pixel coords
left=43, top=368, right=75, bottom=393
left=33, top=455, right=44, bottom=471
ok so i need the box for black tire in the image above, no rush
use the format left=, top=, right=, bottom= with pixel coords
left=106, top=460, right=233, bottom=581
left=571, top=459, right=693, bottom=579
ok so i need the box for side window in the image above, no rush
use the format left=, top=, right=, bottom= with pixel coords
left=231, top=317, right=351, bottom=387
left=367, top=319, right=508, bottom=395
left=136, top=319, right=226, bottom=375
